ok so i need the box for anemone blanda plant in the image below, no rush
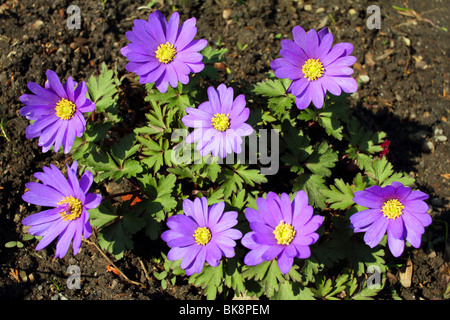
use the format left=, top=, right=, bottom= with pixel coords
left=182, top=83, right=254, bottom=158
left=161, top=197, right=242, bottom=276
left=242, top=191, right=323, bottom=274
left=270, top=26, right=358, bottom=110
left=121, top=10, right=207, bottom=93
left=19, top=70, right=95, bottom=153
left=17, top=9, right=438, bottom=300
left=350, top=181, right=432, bottom=257
left=21, top=161, right=102, bottom=258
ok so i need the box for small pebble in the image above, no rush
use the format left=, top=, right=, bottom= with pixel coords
left=402, top=37, right=411, bottom=47
left=422, top=139, right=435, bottom=153
left=19, top=270, right=28, bottom=282
left=222, top=9, right=232, bottom=20
left=316, top=7, right=325, bottom=14
left=110, top=279, right=119, bottom=290
left=435, top=135, right=447, bottom=142
left=359, top=75, right=370, bottom=84
left=31, top=20, right=44, bottom=30
left=434, top=128, right=443, bottom=136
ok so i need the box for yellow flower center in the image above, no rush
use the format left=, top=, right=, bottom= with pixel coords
left=58, top=196, right=83, bottom=221
left=273, top=221, right=296, bottom=245
left=211, top=113, right=230, bottom=131
left=381, top=199, right=405, bottom=220
left=302, top=58, right=325, bottom=81
left=155, top=42, right=177, bottom=64
left=193, top=227, right=212, bottom=246
left=55, top=98, right=76, bottom=120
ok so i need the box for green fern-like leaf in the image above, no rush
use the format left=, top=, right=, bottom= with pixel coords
left=252, top=77, right=295, bottom=119
left=217, top=163, right=267, bottom=198
left=86, top=62, right=120, bottom=112
left=188, top=262, right=224, bottom=300
left=364, top=156, right=415, bottom=187
left=323, top=173, right=367, bottom=211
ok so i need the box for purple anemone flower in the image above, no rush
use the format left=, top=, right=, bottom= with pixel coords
left=121, top=10, right=208, bottom=93
left=270, top=26, right=358, bottom=110
left=350, top=181, right=432, bottom=257
left=22, top=161, right=102, bottom=258
left=241, top=191, right=323, bottom=274
left=161, top=197, right=242, bottom=276
left=19, top=70, right=95, bottom=153
left=182, top=83, right=254, bottom=158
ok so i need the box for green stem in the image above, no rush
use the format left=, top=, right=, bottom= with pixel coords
left=0, top=118, right=9, bottom=141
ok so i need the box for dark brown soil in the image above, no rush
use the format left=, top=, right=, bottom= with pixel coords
left=0, top=0, right=449, bottom=300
